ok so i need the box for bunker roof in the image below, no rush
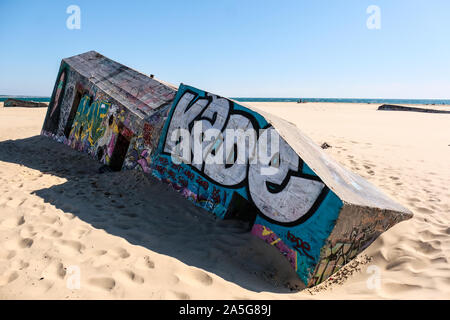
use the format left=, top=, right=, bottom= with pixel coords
left=62, top=51, right=177, bottom=119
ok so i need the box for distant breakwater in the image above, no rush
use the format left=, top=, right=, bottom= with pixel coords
left=0, top=96, right=51, bottom=103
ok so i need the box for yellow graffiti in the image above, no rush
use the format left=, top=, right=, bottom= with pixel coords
left=259, top=225, right=297, bottom=271
left=69, top=96, right=111, bottom=149
left=270, top=238, right=281, bottom=245
left=261, top=226, right=273, bottom=236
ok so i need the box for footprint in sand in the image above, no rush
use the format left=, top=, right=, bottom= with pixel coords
left=0, top=250, right=16, bottom=260
left=44, top=228, right=63, bottom=238
left=0, top=271, right=19, bottom=286
left=41, top=214, right=59, bottom=225
left=19, top=238, right=34, bottom=248
left=92, top=249, right=108, bottom=256
left=70, top=227, right=91, bottom=239
left=41, top=262, right=66, bottom=280
left=168, top=274, right=180, bottom=285
left=111, top=247, right=130, bottom=259
left=190, top=270, right=214, bottom=286
left=6, top=197, right=27, bottom=208
left=89, top=253, right=115, bottom=268
left=55, top=239, right=86, bottom=254
left=88, top=277, right=116, bottom=291
left=117, top=269, right=145, bottom=284
left=135, top=255, right=155, bottom=270
left=11, top=259, right=30, bottom=270
left=89, top=247, right=131, bottom=268
left=168, top=291, right=191, bottom=300
left=19, top=225, right=48, bottom=238
left=1, top=215, right=25, bottom=228
left=178, top=269, right=214, bottom=287
left=63, top=212, right=76, bottom=220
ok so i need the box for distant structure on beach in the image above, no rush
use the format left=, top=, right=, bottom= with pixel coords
left=378, top=104, right=450, bottom=114
left=4, top=98, right=48, bottom=108
left=42, top=51, right=412, bottom=287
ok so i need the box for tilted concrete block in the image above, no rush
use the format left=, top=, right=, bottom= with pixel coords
left=247, top=107, right=413, bottom=286
left=150, top=84, right=413, bottom=287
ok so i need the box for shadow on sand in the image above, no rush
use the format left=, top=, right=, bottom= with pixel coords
left=0, top=135, right=304, bottom=294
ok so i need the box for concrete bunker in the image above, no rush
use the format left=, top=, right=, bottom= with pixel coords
left=42, top=51, right=413, bottom=287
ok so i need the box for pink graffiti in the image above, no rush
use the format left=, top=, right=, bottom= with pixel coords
left=137, top=158, right=149, bottom=173
left=251, top=224, right=297, bottom=270
left=107, top=134, right=116, bottom=157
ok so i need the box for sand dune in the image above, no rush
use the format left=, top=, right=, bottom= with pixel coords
left=0, top=101, right=449, bottom=299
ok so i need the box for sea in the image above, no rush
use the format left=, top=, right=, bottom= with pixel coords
left=1, top=96, right=449, bottom=105
left=232, top=97, right=450, bottom=105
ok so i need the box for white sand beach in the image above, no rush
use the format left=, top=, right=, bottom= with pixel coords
left=0, top=101, right=449, bottom=299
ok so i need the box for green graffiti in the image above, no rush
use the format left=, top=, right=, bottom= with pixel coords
left=69, top=96, right=111, bottom=148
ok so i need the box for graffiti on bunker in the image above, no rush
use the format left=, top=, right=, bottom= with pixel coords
left=124, top=103, right=173, bottom=173
left=42, top=56, right=175, bottom=172
left=150, top=84, right=343, bottom=284
left=43, top=67, right=68, bottom=134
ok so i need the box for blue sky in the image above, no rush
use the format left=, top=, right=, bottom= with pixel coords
left=1, top=0, right=449, bottom=98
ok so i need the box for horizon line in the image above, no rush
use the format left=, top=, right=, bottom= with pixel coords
left=2, top=94, right=450, bottom=101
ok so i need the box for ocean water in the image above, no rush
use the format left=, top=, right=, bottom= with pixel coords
left=1, top=96, right=449, bottom=106
left=232, top=97, right=450, bottom=105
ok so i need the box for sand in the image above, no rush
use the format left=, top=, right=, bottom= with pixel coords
left=0, top=101, right=449, bottom=299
